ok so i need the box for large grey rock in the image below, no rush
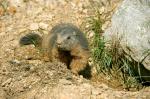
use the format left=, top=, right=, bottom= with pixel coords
left=104, top=0, right=150, bottom=78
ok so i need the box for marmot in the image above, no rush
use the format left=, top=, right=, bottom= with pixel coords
left=19, top=23, right=90, bottom=75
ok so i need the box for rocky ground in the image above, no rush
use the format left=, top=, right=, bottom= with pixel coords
left=0, top=0, right=150, bottom=99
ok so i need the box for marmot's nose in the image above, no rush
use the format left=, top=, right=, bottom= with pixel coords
left=56, top=38, right=63, bottom=45
left=56, top=42, right=61, bottom=45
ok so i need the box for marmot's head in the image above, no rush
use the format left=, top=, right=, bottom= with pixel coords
left=56, top=30, right=78, bottom=51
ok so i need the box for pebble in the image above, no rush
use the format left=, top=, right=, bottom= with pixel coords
left=39, top=22, right=48, bottom=30
left=28, top=60, right=42, bottom=65
left=1, top=78, right=12, bottom=87
left=82, top=9, right=88, bottom=14
left=88, top=31, right=94, bottom=38
left=92, top=88, right=100, bottom=95
left=102, top=21, right=110, bottom=30
left=99, top=6, right=105, bottom=14
left=59, top=79, right=72, bottom=85
left=10, top=59, right=21, bottom=65
left=9, top=0, right=23, bottom=7
left=82, top=83, right=91, bottom=89
left=29, top=23, right=39, bottom=30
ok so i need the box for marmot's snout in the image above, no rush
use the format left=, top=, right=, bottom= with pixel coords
left=56, top=42, right=61, bottom=46
left=56, top=40, right=63, bottom=48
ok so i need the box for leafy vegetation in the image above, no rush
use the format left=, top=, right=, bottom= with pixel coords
left=88, top=10, right=143, bottom=90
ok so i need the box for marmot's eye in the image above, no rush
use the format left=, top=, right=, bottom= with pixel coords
left=67, top=36, right=71, bottom=39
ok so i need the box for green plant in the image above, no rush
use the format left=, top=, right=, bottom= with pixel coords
left=88, top=10, right=143, bottom=90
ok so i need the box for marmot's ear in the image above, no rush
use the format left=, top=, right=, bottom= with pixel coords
left=73, top=32, right=77, bottom=36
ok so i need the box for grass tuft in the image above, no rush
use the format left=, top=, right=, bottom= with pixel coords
left=88, top=10, right=143, bottom=91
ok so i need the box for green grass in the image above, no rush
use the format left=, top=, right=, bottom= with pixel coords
left=87, top=11, right=143, bottom=90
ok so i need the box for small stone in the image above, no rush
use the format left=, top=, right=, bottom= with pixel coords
left=71, top=2, right=76, bottom=9
left=10, top=59, right=21, bottom=65
left=82, top=83, right=91, bottom=89
left=88, top=31, right=94, bottom=38
left=60, top=0, right=67, bottom=5
left=82, top=9, right=87, bottom=14
left=9, top=0, right=23, bottom=7
left=46, top=71, right=54, bottom=77
left=102, top=21, right=110, bottom=31
left=99, top=7, right=105, bottom=14
left=7, top=6, right=17, bottom=15
left=39, top=22, right=48, bottom=30
left=91, top=66, right=97, bottom=75
left=30, top=65, right=36, bottom=72
left=28, top=60, right=42, bottom=66
left=92, top=89, right=100, bottom=95
left=29, top=23, right=39, bottom=30
left=79, top=75, right=83, bottom=79
left=1, top=78, right=12, bottom=87
left=59, top=79, right=72, bottom=85
left=99, top=83, right=109, bottom=89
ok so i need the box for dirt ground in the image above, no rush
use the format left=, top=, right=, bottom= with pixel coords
left=0, top=0, right=150, bottom=99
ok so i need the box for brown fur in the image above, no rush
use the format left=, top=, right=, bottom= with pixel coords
left=48, top=43, right=90, bottom=74
left=70, top=44, right=90, bottom=74
left=20, top=23, right=90, bottom=75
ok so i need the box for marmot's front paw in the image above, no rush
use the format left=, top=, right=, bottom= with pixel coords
left=71, top=69, right=79, bottom=75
